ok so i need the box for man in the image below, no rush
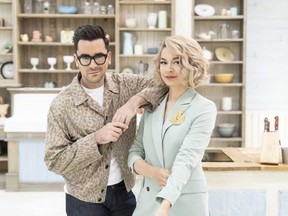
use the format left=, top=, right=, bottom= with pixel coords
left=44, top=25, right=166, bottom=216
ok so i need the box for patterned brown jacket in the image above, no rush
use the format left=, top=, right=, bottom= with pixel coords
left=44, top=72, right=166, bottom=203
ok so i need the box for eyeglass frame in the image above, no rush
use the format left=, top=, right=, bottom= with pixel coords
left=76, top=52, right=108, bottom=66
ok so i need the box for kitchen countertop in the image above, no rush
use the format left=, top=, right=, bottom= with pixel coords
left=202, top=148, right=288, bottom=171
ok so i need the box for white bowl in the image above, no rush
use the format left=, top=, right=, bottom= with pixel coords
left=217, top=123, right=235, bottom=137
left=125, top=18, right=136, bottom=28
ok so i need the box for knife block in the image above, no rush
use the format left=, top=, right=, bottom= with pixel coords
left=260, top=132, right=282, bottom=165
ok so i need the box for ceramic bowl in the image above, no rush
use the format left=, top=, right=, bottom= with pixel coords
left=125, top=18, right=136, bottom=28
left=217, top=123, right=235, bottom=137
left=214, top=73, right=234, bottom=83
left=57, top=6, right=78, bottom=14
left=147, top=47, right=158, bottom=54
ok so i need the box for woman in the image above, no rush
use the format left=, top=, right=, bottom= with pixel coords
left=128, top=35, right=217, bottom=216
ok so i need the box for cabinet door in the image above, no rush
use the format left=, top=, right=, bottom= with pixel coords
left=192, top=0, right=246, bottom=147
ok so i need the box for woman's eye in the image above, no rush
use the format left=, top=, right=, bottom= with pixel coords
left=160, top=61, right=166, bottom=65
left=174, top=61, right=180, bottom=64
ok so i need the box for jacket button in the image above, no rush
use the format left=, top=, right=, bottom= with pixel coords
left=101, top=189, right=105, bottom=193
left=98, top=198, right=102, bottom=202
left=146, top=187, right=150, bottom=191
left=105, top=164, right=109, bottom=169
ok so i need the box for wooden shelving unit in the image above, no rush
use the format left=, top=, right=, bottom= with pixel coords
left=116, top=0, right=175, bottom=74
left=192, top=0, right=246, bottom=147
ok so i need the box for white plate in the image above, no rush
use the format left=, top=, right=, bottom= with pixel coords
left=194, top=4, right=215, bottom=17
left=215, top=48, right=234, bottom=62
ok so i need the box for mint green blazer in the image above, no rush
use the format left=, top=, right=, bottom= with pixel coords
left=128, top=88, right=217, bottom=216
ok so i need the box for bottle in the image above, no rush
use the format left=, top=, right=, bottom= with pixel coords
left=24, top=0, right=32, bottom=13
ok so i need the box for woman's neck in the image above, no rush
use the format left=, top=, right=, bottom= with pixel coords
left=167, top=86, right=189, bottom=102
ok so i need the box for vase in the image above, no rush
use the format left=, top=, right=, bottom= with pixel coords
left=147, top=13, right=157, bottom=29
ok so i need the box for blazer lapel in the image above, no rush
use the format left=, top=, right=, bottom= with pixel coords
left=162, top=88, right=197, bottom=137
left=151, top=94, right=168, bottom=167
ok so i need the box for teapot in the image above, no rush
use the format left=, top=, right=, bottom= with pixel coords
left=137, top=60, right=149, bottom=75
left=123, top=32, right=137, bottom=55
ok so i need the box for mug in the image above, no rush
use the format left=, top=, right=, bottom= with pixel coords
left=222, top=97, right=232, bottom=111
left=134, top=44, right=143, bottom=55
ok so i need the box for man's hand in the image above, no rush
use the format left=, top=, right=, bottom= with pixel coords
left=95, top=122, right=128, bottom=144
left=112, top=95, right=147, bottom=125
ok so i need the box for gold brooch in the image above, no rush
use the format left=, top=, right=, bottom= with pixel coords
left=170, top=109, right=185, bottom=125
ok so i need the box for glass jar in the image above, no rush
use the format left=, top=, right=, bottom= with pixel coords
left=83, top=1, right=92, bottom=14
left=107, top=4, right=114, bottom=14
left=24, top=0, right=32, bottom=13
left=92, top=2, right=100, bottom=14
left=219, top=23, right=229, bottom=39
left=100, top=5, right=106, bottom=14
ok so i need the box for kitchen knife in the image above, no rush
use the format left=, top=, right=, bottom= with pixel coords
left=274, top=116, right=279, bottom=131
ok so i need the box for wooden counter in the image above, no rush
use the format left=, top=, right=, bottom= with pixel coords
left=202, top=147, right=288, bottom=171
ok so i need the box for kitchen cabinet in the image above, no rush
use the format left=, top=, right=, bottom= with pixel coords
left=116, top=0, right=175, bottom=74
left=192, top=0, right=246, bottom=147
left=14, top=0, right=116, bottom=87
left=0, top=125, right=7, bottom=174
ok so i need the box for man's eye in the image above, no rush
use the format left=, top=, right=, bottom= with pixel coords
left=81, top=56, right=91, bottom=60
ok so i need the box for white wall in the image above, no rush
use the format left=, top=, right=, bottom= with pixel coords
left=175, top=0, right=288, bottom=111
left=246, top=0, right=288, bottom=111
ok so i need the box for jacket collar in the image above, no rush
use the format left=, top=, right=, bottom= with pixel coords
left=70, top=72, right=120, bottom=116
left=151, top=88, right=197, bottom=167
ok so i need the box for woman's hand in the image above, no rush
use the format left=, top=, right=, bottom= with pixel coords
left=155, top=199, right=171, bottom=216
left=151, top=167, right=169, bottom=188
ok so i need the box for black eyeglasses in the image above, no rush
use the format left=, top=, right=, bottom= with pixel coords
left=76, top=53, right=108, bottom=66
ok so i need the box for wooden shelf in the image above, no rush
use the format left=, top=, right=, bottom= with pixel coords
left=193, top=0, right=246, bottom=147
left=194, top=16, right=244, bottom=20
left=0, top=27, right=13, bottom=30
left=17, top=14, right=116, bottom=19
left=119, top=28, right=172, bottom=32
left=119, top=1, right=172, bottom=5
left=18, top=42, right=116, bottom=46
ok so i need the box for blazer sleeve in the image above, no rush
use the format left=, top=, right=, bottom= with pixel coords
left=156, top=101, right=217, bottom=205
left=128, top=111, right=146, bottom=174
left=115, top=72, right=168, bottom=111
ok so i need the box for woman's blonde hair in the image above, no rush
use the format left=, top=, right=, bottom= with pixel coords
left=153, top=35, right=209, bottom=88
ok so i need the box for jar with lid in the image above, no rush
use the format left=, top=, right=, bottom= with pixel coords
left=107, top=4, right=114, bottom=14
left=24, top=0, right=32, bottom=13
left=43, top=1, right=50, bottom=14
left=100, top=5, right=106, bottom=14
left=83, top=1, right=92, bottom=14
left=219, top=23, right=230, bottom=39
left=92, top=2, right=100, bottom=14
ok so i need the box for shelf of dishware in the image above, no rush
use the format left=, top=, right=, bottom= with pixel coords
left=0, top=27, right=12, bottom=30
left=118, top=28, right=172, bottom=32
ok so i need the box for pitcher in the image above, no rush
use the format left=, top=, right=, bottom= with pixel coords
left=123, top=32, right=136, bottom=55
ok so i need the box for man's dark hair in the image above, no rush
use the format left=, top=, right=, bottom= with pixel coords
left=73, top=25, right=109, bottom=52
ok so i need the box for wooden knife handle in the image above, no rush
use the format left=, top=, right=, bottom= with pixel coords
left=274, top=116, right=279, bottom=131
